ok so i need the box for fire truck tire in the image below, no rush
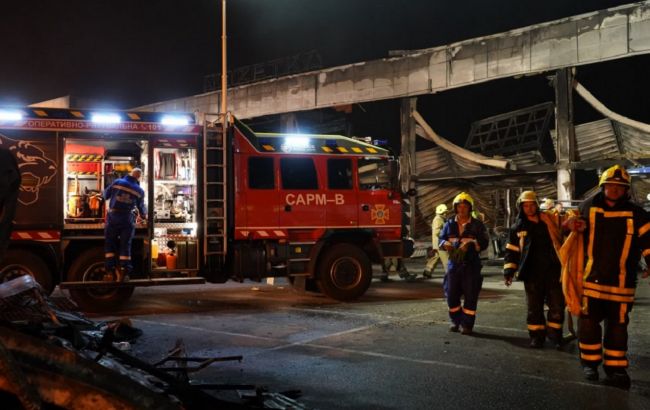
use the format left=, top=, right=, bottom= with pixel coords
left=316, top=244, right=372, bottom=301
left=68, top=247, right=134, bottom=312
left=0, top=249, right=53, bottom=293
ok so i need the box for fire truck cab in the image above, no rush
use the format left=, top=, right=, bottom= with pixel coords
left=0, top=107, right=413, bottom=311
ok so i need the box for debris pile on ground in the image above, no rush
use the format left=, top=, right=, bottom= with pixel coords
left=0, top=275, right=306, bottom=409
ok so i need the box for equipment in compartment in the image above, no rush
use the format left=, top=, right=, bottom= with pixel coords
left=64, top=141, right=146, bottom=223
left=154, top=183, right=194, bottom=222
left=154, top=148, right=195, bottom=181
left=153, top=147, right=196, bottom=223
left=65, top=147, right=104, bottom=221
left=151, top=234, right=198, bottom=270
left=104, top=158, right=136, bottom=188
left=150, top=142, right=198, bottom=271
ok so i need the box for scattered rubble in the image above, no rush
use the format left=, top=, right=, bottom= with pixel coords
left=0, top=275, right=306, bottom=409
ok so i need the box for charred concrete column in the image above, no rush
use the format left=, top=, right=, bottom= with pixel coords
left=400, top=98, right=417, bottom=237
left=554, top=68, right=576, bottom=202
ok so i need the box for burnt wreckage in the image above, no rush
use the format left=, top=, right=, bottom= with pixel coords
left=0, top=275, right=306, bottom=409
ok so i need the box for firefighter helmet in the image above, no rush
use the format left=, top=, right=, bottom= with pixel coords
left=435, top=204, right=448, bottom=215
left=452, top=192, right=474, bottom=211
left=541, top=198, right=554, bottom=210
left=516, top=191, right=538, bottom=208
left=599, top=165, right=631, bottom=188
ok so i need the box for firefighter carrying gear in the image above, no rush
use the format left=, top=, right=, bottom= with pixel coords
left=440, top=200, right=489, bottom=334
left=103, top=170, right=146, bottom=279
left=559, top=230, right=584, bottom=316
left=504, top=193, right=565, bottom=346
left=568, top=169, right=650, bottom=382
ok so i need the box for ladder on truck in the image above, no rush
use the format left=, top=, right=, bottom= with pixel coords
left=202, top=114, right=228, bottom=273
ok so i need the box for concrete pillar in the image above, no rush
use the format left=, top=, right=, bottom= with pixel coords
left=554, top=68, right=576, bottom=202
left=400, top=98, right=417, bottom=237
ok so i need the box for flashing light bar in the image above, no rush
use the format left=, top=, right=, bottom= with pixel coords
left=0, top=110, right=23, bottom=121
left=161, top=115, right=190, bottom=126
left=284, top=136, right=310, bottom=149
left=91, top=113, right=121, bottom=124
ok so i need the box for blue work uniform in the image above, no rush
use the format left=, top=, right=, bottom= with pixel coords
left=103, top=175, right=146, bottom=275
left=440, top=216, right=489, bottom=330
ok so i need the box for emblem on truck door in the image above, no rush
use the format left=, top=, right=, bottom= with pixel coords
left=371, top=204, right=389, bottom=224
left=0, top=134, right=57, bottom=206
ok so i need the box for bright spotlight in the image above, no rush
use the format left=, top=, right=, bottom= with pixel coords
left=284, top=136, right=310, bottom=149
left=0, top=110, right=23, bottom=121
left=91, top=113, right=121, bottom=123
left=161, top=115, right=190, bottom=126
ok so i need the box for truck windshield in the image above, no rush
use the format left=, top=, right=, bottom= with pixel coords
left=358, top=158, right=393, bottom=190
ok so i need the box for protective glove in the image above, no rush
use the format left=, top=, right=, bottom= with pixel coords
left=564, top=216, right=586, bottom=232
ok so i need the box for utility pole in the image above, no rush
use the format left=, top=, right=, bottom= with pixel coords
left=220, top=0, right=227, bottom=118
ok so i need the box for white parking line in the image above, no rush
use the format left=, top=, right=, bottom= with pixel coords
left=297, top=342, right=603, bottom=389
left=265, top=311, right=433, bottom=351
left=282, top=306, right=402, bottom=319
left=134, top=315, right=604, bottom=390
left=133, top=318, right=283, bottom=343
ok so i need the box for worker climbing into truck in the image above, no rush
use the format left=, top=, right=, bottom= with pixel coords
left=104, top=167, right=146, bottom=282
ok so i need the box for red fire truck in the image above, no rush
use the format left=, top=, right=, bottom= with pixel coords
left=0, top=107, right=413, bottom=311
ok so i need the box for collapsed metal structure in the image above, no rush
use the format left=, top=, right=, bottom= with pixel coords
left=412, top=82, right=650, bottom=242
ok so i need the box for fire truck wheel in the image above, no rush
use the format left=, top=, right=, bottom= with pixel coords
left=68, top=247, right=134, bottom=312
left=0, top=249, right=53, bottom=293
left=317, top=244, right=372, bottom=301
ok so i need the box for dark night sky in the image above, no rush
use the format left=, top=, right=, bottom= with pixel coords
left=0, top=1, right=640, bottom=106
left=1, top=0, right=648, bottom=152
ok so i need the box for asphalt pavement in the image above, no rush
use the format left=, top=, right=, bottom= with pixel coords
left=78, top=258, right=650, bottom=409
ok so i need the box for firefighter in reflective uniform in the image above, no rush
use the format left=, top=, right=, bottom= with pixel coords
left=423, top=204, right=449, bottom=278
left=440, top=192, right=489, bottom=335
left=566, top=165, right=650, bottom=388
left=503, top=191, right=565, bottom=348
left=104, top=168, right=146, bottom=281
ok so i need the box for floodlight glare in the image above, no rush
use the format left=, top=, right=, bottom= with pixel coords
left=91, top=113, right=121, bottom=124
left=161, top=115, right=190, bottom=126
left=284, top=136, right=310, bottom=149
left=0, top=110, right=23, bottom=121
